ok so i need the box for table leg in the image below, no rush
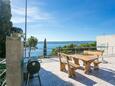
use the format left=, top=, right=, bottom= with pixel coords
left=84, top=61, right=91, bottom=74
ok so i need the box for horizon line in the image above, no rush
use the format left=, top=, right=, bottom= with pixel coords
left=38, top=40, right=96, bottom=42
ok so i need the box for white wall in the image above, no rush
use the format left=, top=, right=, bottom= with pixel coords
left=96, top=35, right=115, bottom=55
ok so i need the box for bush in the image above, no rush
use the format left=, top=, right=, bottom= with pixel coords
left=51, top=42, right=96, bottom=55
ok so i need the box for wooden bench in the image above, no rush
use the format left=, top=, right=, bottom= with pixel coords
left=83, top=50, right=103, bottom=70
left=58, top=53, right=80, bottom=77
left=83, top=50, right=103, bottom=57
left=58, top=53, right=67, bottom=71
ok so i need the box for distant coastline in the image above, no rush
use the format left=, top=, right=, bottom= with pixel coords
left=38, top=41, right=95, bottom=44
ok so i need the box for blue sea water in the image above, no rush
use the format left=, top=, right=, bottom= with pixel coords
left=26, top=41, right=94, bottom=57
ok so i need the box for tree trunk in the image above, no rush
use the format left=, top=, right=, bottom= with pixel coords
left=29, top=47, right=31, bottom=58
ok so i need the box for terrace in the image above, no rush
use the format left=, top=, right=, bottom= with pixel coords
left=23, top=55, right=115, bottom=86
left=1, top=39, right=115, bottom=86
left=1, top=44, right=115, bottom=86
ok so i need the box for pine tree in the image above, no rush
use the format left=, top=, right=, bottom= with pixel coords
left=43, top=38, right=47, bottom=58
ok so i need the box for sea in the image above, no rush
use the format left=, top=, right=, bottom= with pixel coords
left=25, top=41, right=95, bottom=57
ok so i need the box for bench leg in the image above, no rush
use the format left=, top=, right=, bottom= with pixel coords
left=68, top=72, right=72, bottom=78
left=73, top=58, right=79, bottom=65
left=71, top=68, right=76, bottom=77
left=94, top=63, right=99, bottom=70
left=68, top=68, right=72, bottom=77
left=60, top=63, right=66, bottom=71
left=68, top=67, right=76, bottom=77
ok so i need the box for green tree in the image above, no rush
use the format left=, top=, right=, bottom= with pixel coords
left=0, top=0, right=12, bottom=58
left=27, top=36, right=38, bottom=58
left=43, top=38, right=47, bottom=58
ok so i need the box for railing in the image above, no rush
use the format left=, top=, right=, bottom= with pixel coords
left=25, top=47, right=96, bottom=57
left=97, top=46, right=115, bottom=56
left=0, top=59, right=6, bottom=86
left=0, top=59, right=6, bottom=64
left=24, top=46, right=115, bottom=58
left=57, top=47, right=97, bottom=54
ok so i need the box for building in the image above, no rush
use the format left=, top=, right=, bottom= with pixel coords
left=96, top=35, right=115, bottom=56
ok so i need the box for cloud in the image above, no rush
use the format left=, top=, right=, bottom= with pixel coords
left=11, top=6, right=52, bottom=24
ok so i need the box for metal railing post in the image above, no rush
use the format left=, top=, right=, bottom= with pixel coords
left=112, top=46, right=113, bottom=55
left=75, top=48, right=76, bottom=54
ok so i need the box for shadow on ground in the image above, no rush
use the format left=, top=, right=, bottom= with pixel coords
left=89, top=68, right=115, bottom=85
left=71, top=72, right=97, bottom=86
left=24, top=68, right=73, bottom=86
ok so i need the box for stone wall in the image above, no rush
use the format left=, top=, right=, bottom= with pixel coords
left=6, top=37, right=23, bottom=86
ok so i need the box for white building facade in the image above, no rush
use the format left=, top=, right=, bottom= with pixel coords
left=96, top=35, right=115, bottom=56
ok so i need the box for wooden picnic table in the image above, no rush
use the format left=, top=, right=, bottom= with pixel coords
left=68, top=54, right=98, bottom=74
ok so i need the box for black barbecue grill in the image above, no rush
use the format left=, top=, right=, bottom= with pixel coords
left=25, top=59, right=41, bottom=86
left=27, top=60, right=40, bottom=75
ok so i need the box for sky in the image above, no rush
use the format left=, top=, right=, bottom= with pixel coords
left=10, top=0, right=115, bottom=41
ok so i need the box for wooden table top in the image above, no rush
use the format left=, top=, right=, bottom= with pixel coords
left=68, top=54, right=98, bottom=62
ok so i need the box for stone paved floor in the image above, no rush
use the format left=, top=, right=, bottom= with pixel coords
left=26, top=56, right=115, bottom=86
